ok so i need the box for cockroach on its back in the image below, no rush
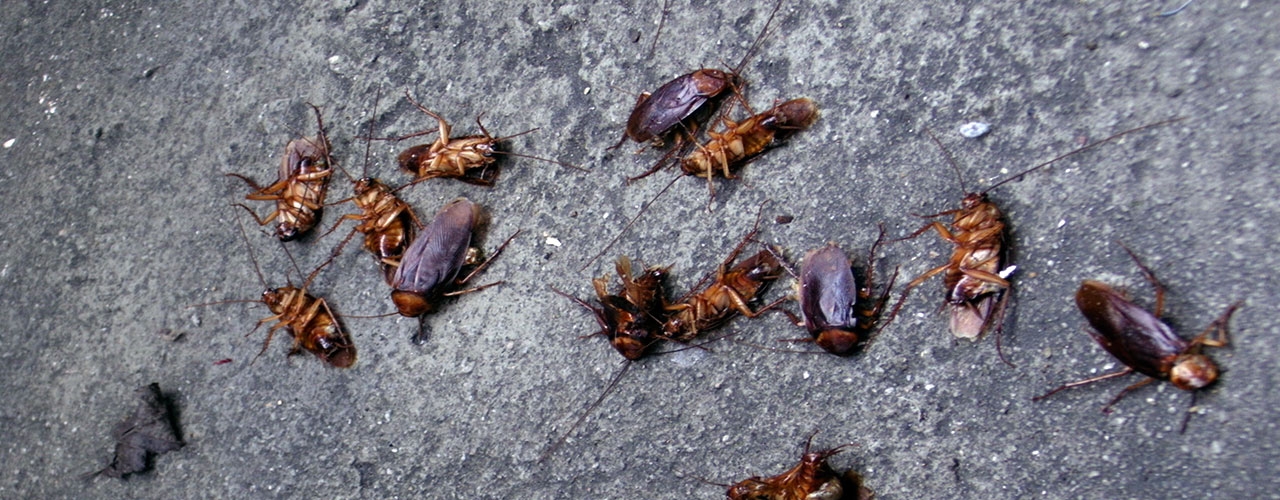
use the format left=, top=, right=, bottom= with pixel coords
left=663, top=210, right=787, bottom=341
left=553, top=256, right=672, bottom=361
left=723, top=434, right=872, bottom=500
left=889, top=118, right=1185, bottom=365
left=390, top=197, right=519, bottom=344
left=194, top=220, right=356, bottom=368
left=228, top=103, right=334, bottom=242
left=796, top=228, right=898, bottom=356
left=1034, top=244, right=1242, bottom=433
left=682, top=97, right=819, bottom=200
left=326, top=93, right=421, bottom=284
left=391, top=92, right=583, bottom=188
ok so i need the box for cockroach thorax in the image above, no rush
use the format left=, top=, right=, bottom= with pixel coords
left=1169, top=353, right=1219, bottom=390
left=816, top=329, right=862, bottom=356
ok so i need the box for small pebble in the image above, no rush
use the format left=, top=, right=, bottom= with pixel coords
left=959, top=122, right=991, bottom=138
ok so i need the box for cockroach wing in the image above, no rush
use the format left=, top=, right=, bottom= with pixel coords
left=800, top=245, right=856, bottom=332
left=949, top=297, right=996, bottom=340
left=626, top=73, right=709, bottom=142
left=392, top=199, right=476, bottom=297
left=1076, top=280, right=1188, bottom=379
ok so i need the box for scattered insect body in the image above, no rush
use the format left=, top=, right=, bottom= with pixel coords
left=553, top=256, right=671, bottom=361
left=393, top=92, right=582, bottom=188
left=390, top=197, right=519, bottom=344
left=664, top=212, right=787, bottom=341
left=614, top=0, right=784, bottom=179
left=889, top=118, right=1185, bottom=365
left=725, top=434, right=871, bottom=500
left=681, top=97, right=819, bottom=201
left=228, top=104, right=334, bottom=241
left=797, top=228, right=898, bottom=356
left=1034, top=244, right=1242, bottom=433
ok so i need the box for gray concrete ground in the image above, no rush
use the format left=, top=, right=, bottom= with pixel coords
left=1, top=1, right=1277, bottom=498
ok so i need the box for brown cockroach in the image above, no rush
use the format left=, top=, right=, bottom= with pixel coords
left=888, top=118, right=1185, bottom=365
left=392, top=92, right=583, bottom=187
left=228, top=104, right=334, bottom=241
left=723, top=434, right=872, bottom=500
left=552, top=256, right=672, bottom=361
left=682, top=97, right=819, bottom=200
left=325, top=94, right=421, bottom=283
left=1034, top=244, right=1242, bottom=433
left=389, top=197, right=519, bottom=344
left=663, top=216, right=787, bottom=341
left=795, top=228, right=898, bottom=356
left=197, top=221, right=356, bottom=368
left=613, top=0, right=784, bottom=179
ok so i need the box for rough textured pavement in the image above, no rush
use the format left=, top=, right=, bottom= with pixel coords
left=1, top=1, right=1277, bottom=498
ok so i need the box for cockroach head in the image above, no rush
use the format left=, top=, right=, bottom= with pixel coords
left=261, top=288, right=283, bottom=308
left=1170, top=353, right=1218, bottom=390
left=276, top=225, right=302, bottom=242
left=815, top=328, right=862, bottom=356
left=691, top=68, right=734, bottom=96
left=742, top=249, right=783, bottom=281
left=391, top=290, right=435, bottom=318
left=960, top=192, right=989, bottom=210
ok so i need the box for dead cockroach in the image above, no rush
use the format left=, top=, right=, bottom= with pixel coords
left=1034, top=244, right=1242, bottom=433
left=389, top=197, right=519, bottom=344
left=663, top=215, right=787, bottom=341
left=722, top=435, right=872, bottom=500
left=195, top=221, right=356, bottom=368
left=795, top=229, right=898, bottom=356
left=391, top=92, right=583, bottom=187
left=228, top=103, right=334, bottom=241
left=326, top=93, right=421, bottom=283
left=682, top=97, right=820, bottom=201
left=888, top=118, right=1185, bottom=365
left=552, top=256, right=672, bottom=361
left=613, top=0, right=784, bottom=179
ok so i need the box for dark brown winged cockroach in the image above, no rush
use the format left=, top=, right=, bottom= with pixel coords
left=613, top=0, right=784, bottom=180
left=663, top=216, right=787, bottom=341
left=796, top=229, right=898, bottom=356
left=888, top=118, right=1185, bottom=365
left=723, top=435, right=872, bottom=500
left=197, top=221, right=356, bottom=368
left=1034, top=244, right=1242, bottom=433
left=228, top=104, right=334, bottom=241
left=552, top=256, right=671, bottom=361
left=392, top=92, right=582, bottom=187
left=326, top=94, right=421, bottom=284
left=390, top=197, right=519, bottom=344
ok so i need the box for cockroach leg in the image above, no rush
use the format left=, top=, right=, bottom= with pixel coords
left=1032, top=367, right=1135, bottom=402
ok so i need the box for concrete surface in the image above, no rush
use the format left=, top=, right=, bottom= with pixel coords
left=1, top=0, right=1277, bottom=498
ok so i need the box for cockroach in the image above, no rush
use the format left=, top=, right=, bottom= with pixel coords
left=723, top=435, right=871, bottom=500
left=391, top=92, right=583, bottom=187
left=612, top=0, right=784, bottom=179
left=552, top=256, right=672, bottom=361
left=682, top=97, right=819, bottom=200
left=228, top=103, right=334, bottom=241
left=1034, top=244, right=1242, bottom=433
left=194, top=221, right=356, bottom=368
left=888, top=118, right=1185, bottom=365
left=663, top=215, right=787, bottom=341
left=796, top=228, right=898, bottom=356
left=390, top=197, right=519, bottom=344
left=326, top=93, right=421, bottom=283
